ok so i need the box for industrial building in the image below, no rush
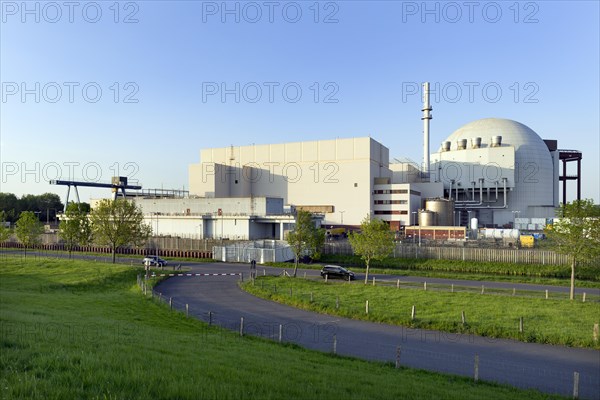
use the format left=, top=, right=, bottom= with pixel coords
left=89, top=82, right=581, bottom=239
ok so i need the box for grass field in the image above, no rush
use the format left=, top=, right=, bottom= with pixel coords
left=0, top=256, right=570, bottom=399
left=243, top=276, right=600, bottom=349
left=265, top=256, right=600, bottom=288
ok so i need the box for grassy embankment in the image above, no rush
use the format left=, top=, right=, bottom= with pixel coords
left=0, top=256, right=567, bottom=399
left=243, top=276, right=600, bottom=349
left=266, top=254, right=600, bottom=288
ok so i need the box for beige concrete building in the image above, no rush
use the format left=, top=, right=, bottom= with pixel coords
left=189, top=137, right=396, bottom=226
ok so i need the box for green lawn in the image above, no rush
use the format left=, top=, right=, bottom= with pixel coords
left=265, top=255, right=600, bottom=288
left=243, top=276, right=600, bottom=349
left=0, top=256, right=568, bottom=399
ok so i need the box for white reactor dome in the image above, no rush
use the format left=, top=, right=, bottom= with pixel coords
left=442, top=118, right=556, bottom=222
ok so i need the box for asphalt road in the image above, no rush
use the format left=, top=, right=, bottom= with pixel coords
left=155, top=262, right=600, bottom=399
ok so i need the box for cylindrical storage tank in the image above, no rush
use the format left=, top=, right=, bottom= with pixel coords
left=471, top=137, right=482, bottom=148
left=470, top=217, right=478, bottom=230
left=425, top=198, right=454, bottom=226
left=491, top=135, right=503, bottom=147
left=442, top=141, right=451, bottom=151
left=457, top=139, right=468, bottom=150
left=418, top=210, right=436, bottom=227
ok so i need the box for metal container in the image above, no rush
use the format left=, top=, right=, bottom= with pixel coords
left=425, top=198, right=455, bottom=226
left=418, top=210, right=436, bottom=227
left=470, top=217, right=478, bottom=230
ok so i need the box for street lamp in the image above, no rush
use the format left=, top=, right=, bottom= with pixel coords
left=411, top=211, right=417, bottom=245
left=512, top=210, right=521, bottom=228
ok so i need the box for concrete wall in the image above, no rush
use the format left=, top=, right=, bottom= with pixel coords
left=189, top=137, right=390, bottom=226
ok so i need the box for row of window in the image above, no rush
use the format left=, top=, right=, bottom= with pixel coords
left=374, top=210, right=409, bottom=215
left=374, top=200, right=408, bottom=205
left=373, top=189, right=421, bottom=195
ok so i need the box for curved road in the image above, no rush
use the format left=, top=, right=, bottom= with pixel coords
left=155, top=262, right=600, bottom=399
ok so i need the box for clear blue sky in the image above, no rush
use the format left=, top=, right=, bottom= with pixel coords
left=1, top=1, right=599, bottom=203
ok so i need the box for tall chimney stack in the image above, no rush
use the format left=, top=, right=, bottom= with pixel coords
left=422, top=82, right=432, bottom=181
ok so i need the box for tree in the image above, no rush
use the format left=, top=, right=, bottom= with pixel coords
left=287, top=210, right=325, bottom=277
left=90, top=199, right=152, bottom=263
left=348, top=215, right=395, bottom=284
left=59, top=202, right=93, bottom=258
left=0, top=211, right=11, bottom=243
left=545, top=199, right=600, bottom=300
left=15, top=211, right=45, bottom=256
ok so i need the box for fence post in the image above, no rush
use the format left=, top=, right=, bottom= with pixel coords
left=519, top=317, right=524, bottom=333
left=593, top=323, right=599, bottom=343
left=461, top=311, right=466, bottom=325
left=365, top=300, right=369, bottom=315
left=279, top=324, right=283, bottom=343
left=186, top=303, right=189, bottom=317
left=451, top=284, right=454, bottom=293
left=512, top=288, right=516, bottom=296
left=545, top=289, right=548, bottom=300
left=582, top=292, right=586, bottom=303
left=481, top=285, right=484, bottom=295
left=573, top=371, right=579, bottom=399
left=332, top=334, right=337, bottom=354
left=336, top=296, right=339, bottom=309
left=325, top=275, right=328, bottom=283
left=424, top=282, right=427, bottom=291
left=208, top=311, right=212, bottom=326
left=239, top=317, right=244, bottom=337
left=395, top=346, right=401, bottom=368
left=474, top=355, right=479, bottom=382
left=411, top=305, right=416, bottom=320
left=397, top=279, right=400, bottom=289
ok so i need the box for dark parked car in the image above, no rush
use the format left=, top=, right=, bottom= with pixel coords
left=320, top=265, right=355, bottom=281
left=142, top=256, right=167, bottom=267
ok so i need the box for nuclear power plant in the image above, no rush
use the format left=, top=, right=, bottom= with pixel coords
left=119, top=82, right=582, bottom=239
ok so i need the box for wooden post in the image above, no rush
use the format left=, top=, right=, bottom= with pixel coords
left=325, top=274, right=328, bottom=283
left=481, top=285, right=484, bottom=295
left=365, top=300, right=369, bottom=314
left=519, top=317, right=524, bottom=333
left=395, top=346, right=401, bottom=369
left=424, top=282, right=427, bottom=291
left=474, top=355, right=479, bottom=382
left=451, top=284, right=454, bottom=293
left=545, top=289, right=548, bottom=299
left=333, top=334, right=337, bottom=354
left=593, top=323, right=599, bottom=343
left=372, top=276, right=375, bottom=286
left=397, top=279, right=400, bottom=289
left=461, top=311, right=466, bottom=325
left=208, top=311, right=212, bottom=326
left=239, top=317, right=244, bottom=336
left=185, top=303, right=189, bottom=317
left=411, top=305, right=416, bottom=320
left=278, top=324, right=283, bottom=343
left=573, top=371, right=579, bottom=399
left=582, top=292, right=586, bottom=303
left=336, top=296, right=339, bottom=309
